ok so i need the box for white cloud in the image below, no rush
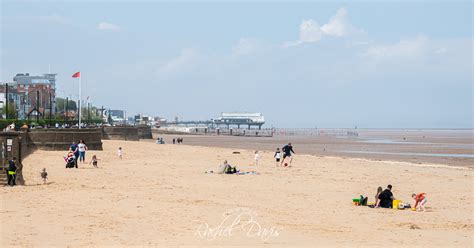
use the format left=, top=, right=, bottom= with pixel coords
left=285, top=7, right=364, bottom=47
left=97, top=22, right=120, bottom=31
left=363, top=36, right=428, bottom=59
left=232, top=38, right=270, bottom=55
left=158, top=49, right=197, bottom=75
left=300, top=19, right=324, bottom=43
left=320, top=7, right=354, bottom=37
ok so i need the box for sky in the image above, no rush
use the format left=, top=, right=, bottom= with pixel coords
left=0, top=0, right=472, bottom=128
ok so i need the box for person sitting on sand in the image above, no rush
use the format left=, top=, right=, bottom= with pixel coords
left=412, top=192, right=427, bottom=212
left=216, top=160, right=237, bottom=174
left=375, top=186, right=383, bottom=207
left=378, top=185, right=395, bottom=208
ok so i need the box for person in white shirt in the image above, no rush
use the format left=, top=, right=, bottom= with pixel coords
left=77, top=140, right=88, bottom=163
left=118, top=147, right=123, bottom=159
left=274, top=148, right=281, bottom=166
left=254, top=151, right=260, bottom=166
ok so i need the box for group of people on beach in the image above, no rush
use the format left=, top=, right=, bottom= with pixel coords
left=274, top=142, right=296, bottom=167
left=66, top=140, right=100, bottom=168
left=213, top=142, right=296, bottom=174
left=172, top=138, right=184, bottom=144
left=67, top=140, right=88, bottom=168
left=254, top=142, right=296, bottom=167
left=374, top=184, right=427, bottom=211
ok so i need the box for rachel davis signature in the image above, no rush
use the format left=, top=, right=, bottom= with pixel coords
left=195, top=207, right=282, bottom=241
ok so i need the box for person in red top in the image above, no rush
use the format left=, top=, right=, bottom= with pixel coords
left=412, top=193, right=427, bottom=212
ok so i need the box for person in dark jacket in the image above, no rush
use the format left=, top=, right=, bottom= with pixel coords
left=69, top=142, right=79, bottom=168
left=280, top=143, right=296, bottom=166
left=7, top=157, right=18, bottom=186
left=378, top=184, right=396, bottom=208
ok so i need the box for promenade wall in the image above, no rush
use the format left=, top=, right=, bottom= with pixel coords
left=137, top=125, right=153, bottom=139
left=102, top=126, right=139, bottom=141
left=27, top=128, right=103, bottom=150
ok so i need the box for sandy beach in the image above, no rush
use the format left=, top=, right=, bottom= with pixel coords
left=155, top=129, right=474, bottom=168
left=0, top=139, right=473, bottom=247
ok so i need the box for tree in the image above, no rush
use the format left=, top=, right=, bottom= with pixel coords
left=107, top=111, right=113, bottom=124
left=56, top=98, right=77, bottom=111
left=0, top=102, right=18, bottom=119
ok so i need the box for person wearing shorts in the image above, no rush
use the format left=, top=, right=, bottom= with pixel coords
left=281, top=143, right=295, bottom=166
left=274, top=148, right=281, bottom=166
left=412, top=193, right=427, bottom=212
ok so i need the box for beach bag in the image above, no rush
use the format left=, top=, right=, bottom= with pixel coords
left=360, top=195, right=368, bottom=206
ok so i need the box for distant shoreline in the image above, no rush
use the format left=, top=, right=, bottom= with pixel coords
left=153, top=129, right=473, bottom=168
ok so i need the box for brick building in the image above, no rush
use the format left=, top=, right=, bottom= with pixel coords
left=0, top=73, right=57, bottom=120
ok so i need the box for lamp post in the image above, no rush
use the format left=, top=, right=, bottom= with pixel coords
left=36, top=90, right=40, bottom=122
left=49, top=92, right=52, bottom=127
left=5, top=83, right=8, bottom=119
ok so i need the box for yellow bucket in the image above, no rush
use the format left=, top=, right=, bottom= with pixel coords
left=393, top=199, right=401, bottom=209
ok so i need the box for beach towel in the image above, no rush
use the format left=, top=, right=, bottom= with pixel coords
left=236, top=171, right=258, bottom=175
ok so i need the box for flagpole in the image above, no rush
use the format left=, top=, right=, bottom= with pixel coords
left=79, top=74, right=82, bottom=129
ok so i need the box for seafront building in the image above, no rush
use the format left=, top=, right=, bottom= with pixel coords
left=158, top=112, right=269, bottom=136
left=213, top=112, right=265, bottom=130
left=0, top=73, right=57, bottom=120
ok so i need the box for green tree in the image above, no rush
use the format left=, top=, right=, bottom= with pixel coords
left=56, top=98, right=77, bottom=111
left=0, top=102, right=18, bottom=119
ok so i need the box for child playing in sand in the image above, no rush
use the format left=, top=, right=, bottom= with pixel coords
left=41, top=168, right=48, bottom=184
left=254, top=151, right=260, bottom=166
left=118, top=147, right=123, bottom=159
left=274, top=148, right=281, bottom=166
left=90, top=155, right=100, bottom=168
left=412, top=192, right=427, bottom=212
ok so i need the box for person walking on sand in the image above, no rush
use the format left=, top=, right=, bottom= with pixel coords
left=254, top=151, right=260, bottom=166
left=281, top=142, right=296, bottom=166
left=274, top=148, right=281, bottom=166
left=89, top=155, right=100, bottom=168
left=118, top=147, right=123, bottom=159
left=7, top=157, right=17, bottom=186
left=41, top=168, right=48, bottom=184
left=77, top=140, right=88, bottom=164
left=69, top=141, right=79, bottom=168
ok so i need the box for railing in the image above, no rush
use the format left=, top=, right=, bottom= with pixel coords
left=274, top=128, right=359, bottom=137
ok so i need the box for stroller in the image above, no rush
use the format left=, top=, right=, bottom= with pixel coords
left=64, top=154, right=76, bottom=168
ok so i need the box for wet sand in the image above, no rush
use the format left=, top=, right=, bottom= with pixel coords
left=0, top=139, right=472, bottom=247
left=156, top=129, right=474, bottom=168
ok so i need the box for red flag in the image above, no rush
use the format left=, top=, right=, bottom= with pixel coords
left=72, top=72, right=80, bottom=78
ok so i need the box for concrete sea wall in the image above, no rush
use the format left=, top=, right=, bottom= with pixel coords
left=137, top=125, right=153, bottom=139
left=27, top=128, right=103, bottom=150
left=102, top=126, right=139, bottom=141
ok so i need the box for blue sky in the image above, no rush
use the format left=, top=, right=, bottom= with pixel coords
left=1, top=1, right=472, bottom=128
